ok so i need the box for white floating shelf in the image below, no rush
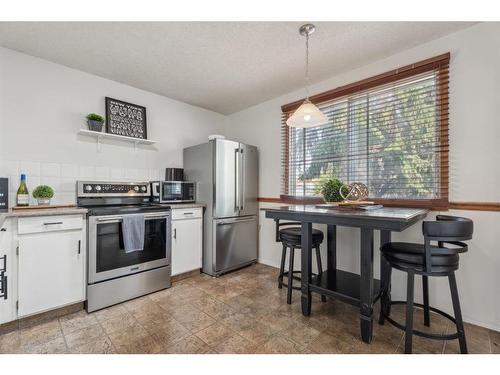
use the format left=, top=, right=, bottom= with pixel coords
left=78, top=129, right=157, bottom=152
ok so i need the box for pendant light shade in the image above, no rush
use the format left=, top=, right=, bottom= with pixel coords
left=286, top=100, right=329, bottom=128
left=287, top=23, right=329, bottom=128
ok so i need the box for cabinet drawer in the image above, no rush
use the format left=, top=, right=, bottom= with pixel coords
left=171, top=208, right=202, bottom=220
left=18, top=215, right=84, bottom=234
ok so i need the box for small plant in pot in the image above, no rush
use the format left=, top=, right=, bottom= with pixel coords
left=86, top=113, right=105, bottom=132
left=32, top=185, right=54, bottom=206
left=317, top=178, right=348, bottom=203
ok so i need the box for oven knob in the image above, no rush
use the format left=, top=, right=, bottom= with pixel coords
left=140, top=186, right=147, bottom=192
left=95, top=185, right=102, bottom=191
left=85, top=185, right=92, bottom=192
left=133, top=186, right=139, bottom=192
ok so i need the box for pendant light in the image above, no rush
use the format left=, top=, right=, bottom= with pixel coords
left=286, top=24, right=329, bottom=128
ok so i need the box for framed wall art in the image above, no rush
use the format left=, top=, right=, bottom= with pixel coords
left=105, top=97, right=147, bottom=139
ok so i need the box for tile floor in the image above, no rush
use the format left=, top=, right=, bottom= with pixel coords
left=0, top=263, right=497, bottom=354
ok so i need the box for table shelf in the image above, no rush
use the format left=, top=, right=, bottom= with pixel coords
left=310, top=269, right=381, bottom=307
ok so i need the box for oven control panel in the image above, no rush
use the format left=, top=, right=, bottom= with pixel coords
left=77, top=181, right=150, bottom=197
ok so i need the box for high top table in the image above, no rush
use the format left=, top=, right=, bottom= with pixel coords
left=263, top=205, right=428, bottom=343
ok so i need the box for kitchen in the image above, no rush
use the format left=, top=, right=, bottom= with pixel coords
left=0, top=14, right=499, bottom=364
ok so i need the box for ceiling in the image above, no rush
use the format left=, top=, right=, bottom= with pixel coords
left=0, top=22, right=474, bottom=114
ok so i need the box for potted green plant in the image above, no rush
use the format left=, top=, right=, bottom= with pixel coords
left=317, top=178, right=347, bottom=203
left=32, top=185, right=55, bottom=205
left=86, top=113, right=105, bottom=132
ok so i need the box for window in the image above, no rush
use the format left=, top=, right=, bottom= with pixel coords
left=281, top=54, right=449, bottom=208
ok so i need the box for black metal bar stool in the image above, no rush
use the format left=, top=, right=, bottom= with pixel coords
left=379, top=215, right=473, bottom=354
left=274, top=219, right=326, bottom=304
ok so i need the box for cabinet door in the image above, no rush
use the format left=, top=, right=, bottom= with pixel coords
left=171, top=218, right=202, bottom=276
left=18, top=229, right=85, bottom=317
left=0, top=221, right=17, bottom=324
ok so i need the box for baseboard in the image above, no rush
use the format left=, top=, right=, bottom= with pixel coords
left=172, top=269, right=201, bottom=283
left=0, top=302, right=84, bottom=334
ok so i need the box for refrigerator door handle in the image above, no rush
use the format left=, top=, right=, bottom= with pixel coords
left=240, top=148, right=245, bottom=211
left=234, top=148, right=240, bottom=212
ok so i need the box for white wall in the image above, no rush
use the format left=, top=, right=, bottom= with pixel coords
left=223, top=23, right=500, bottom=331
left=0, top=46, right=225, bottom=206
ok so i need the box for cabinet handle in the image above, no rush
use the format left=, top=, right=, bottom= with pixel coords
left=183, top=212, right=194, bottom=216
left=78, top=240, right=81, bottom=254
left=173, top=228, right=177, bottom=239
left=43, top=221, right=63, bottom=226
left=0, top=254, right=6, bottom=300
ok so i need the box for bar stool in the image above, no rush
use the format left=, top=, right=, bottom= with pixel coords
left=274, top=219, right=326, bottom=304
left=379, top=215, right=473, bottom=354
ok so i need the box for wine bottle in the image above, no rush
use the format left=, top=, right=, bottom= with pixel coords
left=16, top=174, right=29, bottom=207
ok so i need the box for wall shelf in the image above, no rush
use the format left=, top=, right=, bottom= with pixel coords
left=78, top=129, right=157, bottom=152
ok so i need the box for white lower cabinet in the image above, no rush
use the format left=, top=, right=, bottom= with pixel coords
left=0, top=219, right=17, bottom=324
left=171, top=208, right=203, bottom=276
left=17, top=215, right=86, bottom=318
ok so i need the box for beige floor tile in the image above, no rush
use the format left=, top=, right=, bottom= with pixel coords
left=193, top=296, right=237, bottom=320
left=143, top=317, right=191, bottom=344
left=108, top=322, right=160, bottom=354
left=20, top=319, right=63, bottom=348
left=0, top=330, right=21, bottom=353
left=255, top=335, right=305, bottom=354
left=70, top=335, right=116, bottom=354
left=23, top=336, right=68, bottom=354
left=100, top=311, right=138, bottom=335
left=92, top=304, right=129, bottom=323
left=195, top=322, right=237, bottom=347
left=163, top=335, right=211, bottom=354
left=489, top=329, right=500, bottom=354
left=212, top=334, right=256, bottom=354
left=223, top=294, right=255, bottom=310
left=59, top=310, right=98, bottom=335
left=64, top=323, right=105, bottom=349
left=444, top=323, right=491, bottom=354
left=281, top=321, right=322, bottom=347
left=308, top=331, right=358, bottom=354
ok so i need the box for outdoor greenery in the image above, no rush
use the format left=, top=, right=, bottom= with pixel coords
left=86, top=113, right=105, bottom=122
left=32, top=185, right=55, bottom=199
left=288, top=74, right=438, bottom=199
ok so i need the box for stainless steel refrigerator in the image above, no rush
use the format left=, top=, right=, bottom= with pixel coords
left=183, top=139, right=258, bottom=276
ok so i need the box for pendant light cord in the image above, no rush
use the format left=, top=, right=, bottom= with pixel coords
left=305, top=32, right=310, bottom=100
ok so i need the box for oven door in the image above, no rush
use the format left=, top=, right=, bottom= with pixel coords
left=160, top=182, right=195, bottom=203
left=88, top=212, right=170, bottom=284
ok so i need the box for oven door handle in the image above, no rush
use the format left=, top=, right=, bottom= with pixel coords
left=95, top=214, right=169, bottom=223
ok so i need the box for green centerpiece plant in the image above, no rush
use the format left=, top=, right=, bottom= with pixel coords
left=317, top=178, right=347, bottom=203
left=32, top=185, right=55, bottom=205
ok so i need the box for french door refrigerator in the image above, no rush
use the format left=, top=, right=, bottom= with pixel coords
left=184, top=139, right=258, bottom=276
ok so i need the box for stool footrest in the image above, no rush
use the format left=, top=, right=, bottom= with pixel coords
left=383, top=301, right=460, bottom=341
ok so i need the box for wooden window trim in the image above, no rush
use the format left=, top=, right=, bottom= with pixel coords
left=281, top=53, right=450, bottom=210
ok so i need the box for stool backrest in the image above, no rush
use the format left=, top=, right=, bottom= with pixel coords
left=274, top=219, right=301, bottom=242
left=422, top=215, right=473, bottom=272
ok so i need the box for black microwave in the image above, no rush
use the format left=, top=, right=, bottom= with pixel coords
left=150, top=181, right=196, bottom=203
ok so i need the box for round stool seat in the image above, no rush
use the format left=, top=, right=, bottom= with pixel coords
left=279, top=227, right=324, bottom=246
left=381, top=242, right=459, bottom=273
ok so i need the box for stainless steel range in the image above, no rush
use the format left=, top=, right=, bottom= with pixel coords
left=77, top=181, right=171, bottom=312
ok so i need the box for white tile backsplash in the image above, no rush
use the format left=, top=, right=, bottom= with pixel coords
left=95, top=166, right=110, bottom=180
left=2, top=159, right=162, bottom=208
left=148, top=168, right=160, bottom=181
left=41, top=162, right=61, bottom=177
left=0, top=160, right=19, bottom=176
left=40, top=176, right=61, bottom=193
left=61, top=163, right=79, bottom=178
left=60, top=178, right=77, bottom=193
left=110, top=167, right=125, bottom=181
left=19, top=161, right=40, bottom=177
left=79, top=165, right=95, bottom=179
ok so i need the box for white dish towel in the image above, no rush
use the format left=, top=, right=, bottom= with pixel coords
left=122, top=214, right=145, bottom=253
